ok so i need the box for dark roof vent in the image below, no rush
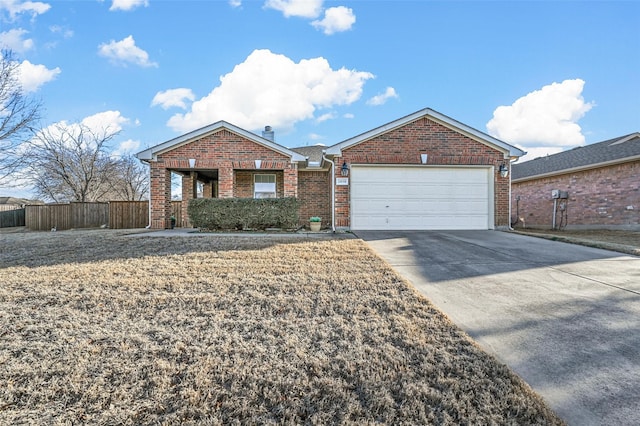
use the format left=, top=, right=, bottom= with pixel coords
left=262, top=126, right=274, bottom=141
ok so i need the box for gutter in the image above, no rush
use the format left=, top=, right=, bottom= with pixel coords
left=322, top=151, right=336, bottom=232
left=512, top=154, right=640, bottom=183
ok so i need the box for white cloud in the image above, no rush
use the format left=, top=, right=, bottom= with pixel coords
left=109, top=0, right=148, bottom=11
left=81, top=110, right=129, bottom=133
left=98, top=35, right=158, bottom=68
left=264, top=0, right=323, bottom=18
left=316, top=112, right=336, bottom=123
left=151, top=88, right=195, bottom=110
left=229, top=0, right=241, bottom=7
left=308, top=133, right=323, bottom=141
left=0, top=28, right=33, bottom=52
left=0, top=0, right=50, bottom=20
left=311, top=6, right=355, bottom=35
left=49, top=25, right=73, bottom=38
left=367, top=86, right=398, bottom=106
left=113, top=138, right=141, bottom=156
left=17, top=60, right=60, bottom=92
left=487, top=79, right=594, bottom=151
left=167, top=49, right=374, bottom=133
left=343, top=113, right=354, bottom=119
left=30, top=111, right=129, bottom=153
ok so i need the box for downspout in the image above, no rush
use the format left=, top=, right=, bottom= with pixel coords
left=508, top=157, right=518, bottom=231
left=322, top=151, right=336, bottom=232
left=508, top=160, right=514, bottom=231
left=145, top=161, right=151, bottom=228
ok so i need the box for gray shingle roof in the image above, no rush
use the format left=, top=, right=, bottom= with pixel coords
left=512, top=132, right=640, bottom=181
left=290, top=145, right=327, bottom=165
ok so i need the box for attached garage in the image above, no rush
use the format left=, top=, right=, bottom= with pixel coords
left=350, top=166, right=493, bottom=230
left=139, top=107, right=525, bottom=231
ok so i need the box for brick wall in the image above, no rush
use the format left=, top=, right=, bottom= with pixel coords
left=298, top=170, right=331, bottom=229
left=234, top=171, right=285, bottom=198
left=150, top=129, right=297, bottom=229
left=150, top=164, right=171, bottom=229
left=512, top=161, right=640, bottom=229
left=337, top=117, right=510, bottom=228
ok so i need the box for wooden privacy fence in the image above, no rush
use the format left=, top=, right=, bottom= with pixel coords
left=109, top=201, right=149, bottom=229
left=25, top=200, right=183, bottom=231
left=26, top=203, right=108, bottom=231
left=26, top=204, right=72, bottom=230
left=108, top=201, right=183, bottom=229
left=0, top=208, right=25, bottom=228
left=171, top=201, right=182, bottom=227
left=73, top=202, right=109, bottom=228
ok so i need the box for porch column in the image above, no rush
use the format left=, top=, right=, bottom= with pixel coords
left=150, top=163, right=172, bottom=229
left=181, top=172, right=198, bottom=227
left=283, top=163, right=298, bottom=198
left=218, top=166, right=234, bottom=198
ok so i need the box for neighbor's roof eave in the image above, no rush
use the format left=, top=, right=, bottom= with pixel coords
left=136, top=121, right=305, bottom=162
left=326, top=107, right=526, bottom=158
left=512, top=154, right=640, bottom=183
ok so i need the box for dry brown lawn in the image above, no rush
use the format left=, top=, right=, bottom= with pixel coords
left=0, top=229, right=563, bottom=425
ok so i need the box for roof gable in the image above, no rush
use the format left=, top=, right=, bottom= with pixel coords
left=512, top=132, right=640, bottom=181
left=136, top=121, right=306, bottom=162
left=326, top=108, right=525, bottom=158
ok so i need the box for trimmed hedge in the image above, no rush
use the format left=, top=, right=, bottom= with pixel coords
left=188, top=198, right=300, bottom=230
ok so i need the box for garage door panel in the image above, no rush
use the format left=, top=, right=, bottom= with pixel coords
left=353, top=184, right=487, bottom=199
left=351, top=166, right=491, bottom=230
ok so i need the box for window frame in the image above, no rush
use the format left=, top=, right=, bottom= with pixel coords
left=253, top=173, right=277, bottom=198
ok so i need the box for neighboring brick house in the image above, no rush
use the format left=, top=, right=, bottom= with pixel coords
left=511, top=132, right=640, bottom=230
left=137, top=108, right=524, bottom=230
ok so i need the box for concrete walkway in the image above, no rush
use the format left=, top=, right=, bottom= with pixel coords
left=355, top=230, right=640, bottom=426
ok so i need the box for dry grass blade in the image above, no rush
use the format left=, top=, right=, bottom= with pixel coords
left=0, top=230, right=564, bottom=424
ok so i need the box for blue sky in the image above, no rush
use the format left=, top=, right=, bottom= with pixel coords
left=1, top=0, right=639, bottom=198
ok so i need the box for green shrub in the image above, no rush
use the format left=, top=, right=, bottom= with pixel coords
left=188, top=198, right=300, bottom=230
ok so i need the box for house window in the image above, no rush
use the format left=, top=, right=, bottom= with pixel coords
left=254, top=174, right=276, bottom=198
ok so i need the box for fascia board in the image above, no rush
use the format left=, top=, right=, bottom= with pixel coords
left=136, top=121, right=227, bottom=161
left=426, top=110, right=526, bottom=158
left=512, top=155, right=640, bottom=183
left=326, top=108, right=526, bottom=158
left=136, top=121, right=305, bottom=162
left=609, top=132, right=640, bottom=146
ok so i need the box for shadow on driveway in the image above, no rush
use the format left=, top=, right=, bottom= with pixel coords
left=356, top=230, right=640, bottom=426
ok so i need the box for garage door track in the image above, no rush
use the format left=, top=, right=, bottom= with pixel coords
left=356, top=230, right=640, bottom=426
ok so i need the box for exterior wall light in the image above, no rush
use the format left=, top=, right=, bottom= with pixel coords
left=341, top=161, right=349, bottom=177
left=498, top=163, right=509, bottom=178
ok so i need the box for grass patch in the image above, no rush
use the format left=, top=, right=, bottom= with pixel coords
left=0, top=230, right=563, bottom=424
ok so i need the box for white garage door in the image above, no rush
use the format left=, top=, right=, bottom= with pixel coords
left=350, top=166, right=492, bottom=230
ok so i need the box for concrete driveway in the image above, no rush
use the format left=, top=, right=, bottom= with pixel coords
left=355, top=230, right=640, bottom=426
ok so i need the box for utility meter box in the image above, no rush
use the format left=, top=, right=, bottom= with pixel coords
left=551, top=189, right=560, bottom=199
left=559, top=191, right=569, bottom=199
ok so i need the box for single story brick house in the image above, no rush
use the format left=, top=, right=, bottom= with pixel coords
left=511, top=132, right=640, bottom=230
left=137, top=108, right=525, bottom=230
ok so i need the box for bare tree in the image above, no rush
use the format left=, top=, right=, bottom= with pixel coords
left=0, top=50, right=41, bottom=184
left=109, top=155, right=149, bottom=201
left=26, top=123, right=121, bottom=202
